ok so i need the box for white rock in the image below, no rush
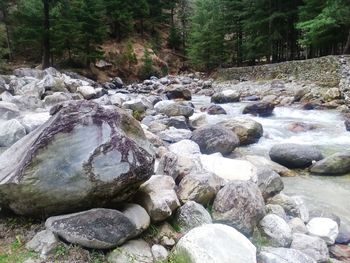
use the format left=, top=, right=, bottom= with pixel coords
left=259, top=214, right=292, bottom=247
left=159, top=128, right=192, bottom=143
left=121, top=204, right=150, bottom=237
left=154, top=100, right=175, bottom=112
left=0, top=101, right=20, bottom=120
left=151, top=244, right=168, bottom=262
left=107, top=239, right=153, bottom=263
left=25, top=230, right=60, bottom=258
left=174, top=224, right=257, bottom=263
left=259, top=247, right=316, bottom=263
left=200, top=153, right=257, bottom=182
left=0, top=119, right=26, bottom=147
left=306, top=217, right=339, bottom=245
left=19, top=112, right=50, bottom=133
left=169, top=139, right=201, bottom=156
left=77, top=85, right=96, bottom=99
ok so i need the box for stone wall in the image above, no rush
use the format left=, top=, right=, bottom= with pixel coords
left=215, top=56, right=350, bottom=88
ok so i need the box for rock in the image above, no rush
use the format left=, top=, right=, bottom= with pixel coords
left=77, top=85, right=96, bottom=99
left=329, top=244, right=350, bottom=262
left=174, top=201, right=212, bottom=233
left=191, top=125, right=239, bottom=155
left=336, top=224, right=350, bottom=244
left=211, top=90, right=240, bottom=104
left=256, top=167, right=284, bottom=200
left=218, top=117, right=263, bottom=145
left=269, top=143, right=323, bottom=169
left=151, top=244, right=168, bottom=262
left=200, top=153, right=258, bottom=182
left=121, top=204, right=150, bottom=237
left=189, top=113, right=208, bottom=129
left=111, top=77, right=124, bottom=89
left=291, top=196, right=309, bottom=223
left=246, top=155, right=297, bottom=177
left=0, top=101, right=155, bottom=216
left=19, top=112, right=50, bottom=133
left=324, top=88, right=341, bottom=101
left=259, top=214, right=292, bottom=247
left=169, top=139, right=201, bottom=156
left=155, top=101, right=194, bottom=117
left=159, top=116, right=189, bottom=130
left=267, top=193, right=304, bottom=220
left=0, top=102, right=20, bottom=120
left=144, top=129, right=165, bottom=148
left=307, top=217, right=339, bottom=245
left=212, top=181, right=266, bottom=236
left=286, top=122, right=318, bottom=133
left=173, top=224, right=257, bottom=263
left=288, top=218, right=308, bottom=234
left=107, top=239, right=153, bottom=263
left=206, top=104, right=227, bottom=115
left=266, top=204, right=288, bottom=221
left=258, top=247, right=316, bottom=263
left=13, top=68, right=45, bottom=78
left=165, top=84, right=192, bottom=100
left=155, top=222, right=179, bottom=247
left=309, top=209, right=341, bottom=226
left=122, top=99, right=148, bottom=113
left=43, top=92, right=73, bottom=105
left=0, top=119, right=26, bottom=147
left=25, top=230, right=60, bottom=258
left=95, top=60, right=112, bottom=69
left=291, top=233, right=329, bottom=262
left=110, top=93, right=128, bottom=106
left=136, top=175, right=180, bottom=222
left=310, top=152, right=350, bottom=175
left=159, top=127, right=192, bottom=143
left=156, top=151, right=203, bottom=181
left=46, top=208, right=136, bottom=249
left=177, top=172, right=222, bottom=205
left=243, top=102, right=275, bottom=117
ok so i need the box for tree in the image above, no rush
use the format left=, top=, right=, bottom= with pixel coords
left=0, top=0, right=12, bottom=60
left=42, top=0, right=50, bottom=68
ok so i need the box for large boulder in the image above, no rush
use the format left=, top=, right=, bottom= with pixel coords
left=0, top=119, right=27, bottom=147
left=258, top=247, right=316, bottom=263
left=269, top=143, right=323, bottom=169
left=258, top=214, right=292, bottom=247
left=191, top=125, right=239, bottom=155
left=173, top=224, right=257, bottom=263
left=0, top=101, right=155, bottom=216
left=45, top=208, right=137, bottom=249
left=135, top=175, right=180, bottom=222
left=212, top=181, right=266, bottom=236
left=211, top=90, right=240, bottom=104
left=310, top=152, right=350, bottom=175
left=218, top=117, right=263, bottom=145
left=243, top=102, right=275, bottom=117
left=291, top=233, right=329, bottom=262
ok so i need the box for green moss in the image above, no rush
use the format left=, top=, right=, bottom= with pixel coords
left=0, top=239, right=38, bottom=263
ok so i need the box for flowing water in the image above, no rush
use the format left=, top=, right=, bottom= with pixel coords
left=192, top=95, right=350, bottom=224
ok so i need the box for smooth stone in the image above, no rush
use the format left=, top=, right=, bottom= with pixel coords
left=107, top=239, right=153, bottom=263
left=310, top=152, right=350, bottom=175
left=242, top=102, right=275, bottom=117
left=121, top=204, right=150, bottom=237
left=259, top=214, right=293, bottom=247
left=25, top=230, right=60, bottom=258
left=211, top=90, right=240, bottom=104
left=307, top=217, right=339, bottom=245
left=151, top=244, right=169, bottom=262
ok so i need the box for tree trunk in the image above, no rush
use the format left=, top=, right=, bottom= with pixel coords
left=42, top=0, right=50, bottom=69
left=344, top=29, right=350, bottom=55
left=2, top=9, right=13, bottom=60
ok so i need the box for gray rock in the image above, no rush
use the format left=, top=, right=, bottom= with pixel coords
left=19, top=112, right=50, bottom=133
left=243, top=102, right=275, bottom=117
left=0, top=119, right=26, bottom=147
left=288, top=218, right=308, bottom=234
left=122, top=99, right=148, bottom=113
left=259, top=214, right=292, bottom=247
left=218, top=117, right=263, bottom=145
left=212, top=181, right=266, bottom=236
left=256, top=167, right=284, bottom=200
left=0, top=101, right=20, bottom=120
left=165, top=84, right=192, bottom=100
left=259, top=247, right=316, bottom=263
left=336, top=223, right=350, bottom=244
left=266, top=204, right=288, bottom=221
left=173, top=224, right=257, bottom=263
left=43, top=92, right=73, bottom=106
left=191, top=125, right=239, bottom=155
left=159, top=116, right=189, bottom=130
left=46, top=208, right=136, bottom=249
left=121, top=204, right=150, bottom=237
left=107, top=239, right=153, bottom=263
left=177, top=172, right=222, bottom=205
left=155, top=101, right=194, bottom=117
left=0, top=101, right=155, bottom=216
left=269, top=143, right=323, bottom=169
left=291, top=233, right=329, bottom=262
left=151, top=244, right=168, bottom=262
left=206, top=104, right=227, bottom=115
left=174, top=201, right=212, bottom=233
left=211, top=90, right=240, bottom=104
left=267, top=194, right=305, bottom=220
left=25, top=230, right=60, bottom=258
left=13, top=68, right=45, bottom=78
left=168, top=139, right=201, bottom=156
left=310, top=152, right=350, bottom=175
left=159, top=127, right=192, bottom=143
left=136, top=175, right=180, bottom=222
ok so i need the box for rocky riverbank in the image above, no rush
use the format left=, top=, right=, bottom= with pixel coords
left=0, top=66, right=350, bottom=263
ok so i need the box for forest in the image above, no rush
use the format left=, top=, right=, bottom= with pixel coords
left=0, top=0, right=350, bottom=72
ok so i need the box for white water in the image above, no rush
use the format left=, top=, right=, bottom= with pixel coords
left=192, top=95, right=350, bottom=224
